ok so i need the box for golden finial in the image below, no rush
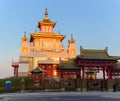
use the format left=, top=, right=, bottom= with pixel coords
left=44, top=8, right=48, bottom=18
left=35, top=29, right=37, bottom=33
left=71, top=34, right=73, bottom=40
left=105, top=47, right=108, bottom=52
left=22, top=31, right=28, bottom=41
left=80, top=46, right=83, bottom=52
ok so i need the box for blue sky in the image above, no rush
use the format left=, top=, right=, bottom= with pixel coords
left=1, top=0, right=120, bottom=78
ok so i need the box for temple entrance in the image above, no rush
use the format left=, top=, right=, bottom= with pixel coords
left=39, top=64, right=55, bottom=78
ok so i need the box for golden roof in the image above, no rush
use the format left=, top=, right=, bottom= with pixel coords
left=30, top=32, right=65, bottom=42
left=57, top=59, right=80, bottom=70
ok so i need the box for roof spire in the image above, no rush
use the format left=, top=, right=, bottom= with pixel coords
left=68, top=34, right=75, bottom=44
left=105, top=47, right=108, bottom=52
left=44, top=8, right=48, bottom=18
left=71, top=33, right=73, bottom=40
left=35, top=29, right=37, bottom=33
left=80, top=46, right=83, bottom=51
left=24, top=31, right=26, bottom=38
left=22, top=31, right=28, bottom=41
left=58, top=30, right=61, bottom=34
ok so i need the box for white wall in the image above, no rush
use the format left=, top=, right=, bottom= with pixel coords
left=18, top=62, right=29, bottom=72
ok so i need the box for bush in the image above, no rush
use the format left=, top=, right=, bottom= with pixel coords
left=0, top=77, right=32, bottom=93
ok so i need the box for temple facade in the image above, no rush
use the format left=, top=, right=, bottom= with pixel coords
left=12, top=9, right=120, bottom=80
left=12, top=9, right=76, bottom=77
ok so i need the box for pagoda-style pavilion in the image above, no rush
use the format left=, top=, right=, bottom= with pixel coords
left=75, top=46, right=120, bottom=80
left=29, top=67, right=45, bottom=86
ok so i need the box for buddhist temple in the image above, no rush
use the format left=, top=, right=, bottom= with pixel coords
left=12, top=9, right=120, bottom=80
left=11, top=9, right=120, bottom=92
left=12, top=8, right=76, bottom=77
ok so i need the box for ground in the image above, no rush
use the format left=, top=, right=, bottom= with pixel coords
left=1, top=92, right=120, bottom=101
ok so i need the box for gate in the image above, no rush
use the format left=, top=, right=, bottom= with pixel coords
left=46, top=78, right=60, bottom=89
left=65, top=79, right=76, bottom=91
left=87, top=79, right=108, bottom=91
left=86, top=79, right=103, bottom=91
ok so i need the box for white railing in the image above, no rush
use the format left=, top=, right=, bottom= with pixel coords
left=11, top=61, right=19, bottom=66
left=29, top=47, right=69, bottom=54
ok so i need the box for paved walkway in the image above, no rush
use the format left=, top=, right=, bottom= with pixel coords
left=0, top=91, right=120, bottom=101
left=0, top=91, right=120, bottom=98
left=4, top=92, right=120, bottom=101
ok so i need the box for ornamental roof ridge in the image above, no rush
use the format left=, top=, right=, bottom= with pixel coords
left=31, top=67, right=45, bottom=74
left=39, top=20, right=56, bottom=24
left=31, top=32, right=65, bottom=37
left=82, top=49, right=106, bottom=53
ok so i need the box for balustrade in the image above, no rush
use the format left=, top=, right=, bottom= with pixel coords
left=29, top=46, right=69, bottom=54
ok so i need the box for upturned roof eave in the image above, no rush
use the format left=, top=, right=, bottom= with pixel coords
left=39, top=21, right=56, bottom=24
left=76, top=57, right=120, bottom=60
left=76, top=54, right=120, bottom=60
left=31, top=67, right=45, bottom=74
left=38, top=20, right=56, bottom=28
left=30, top=32, right=66, bottom=41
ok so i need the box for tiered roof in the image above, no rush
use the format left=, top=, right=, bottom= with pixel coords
left=31, top=67, right=45, bottom=74
left=112, top=62, right=120, bottom=70
left=57, top=59, right=80, bottom=70
left=30, top=32, right=65, bottom=42
left=30, top=8, right=65, bottom=42
left=77, top=46, right=120, bottom=60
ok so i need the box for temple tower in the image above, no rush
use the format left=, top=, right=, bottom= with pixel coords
left=38, top=8, right=56, bottom=33
left=20, top=32, right=29, bottom=55
left=68, top=34, right=76, bottom=58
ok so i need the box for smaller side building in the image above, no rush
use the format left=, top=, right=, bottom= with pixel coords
left=75, top=46, right=120, bottom=79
